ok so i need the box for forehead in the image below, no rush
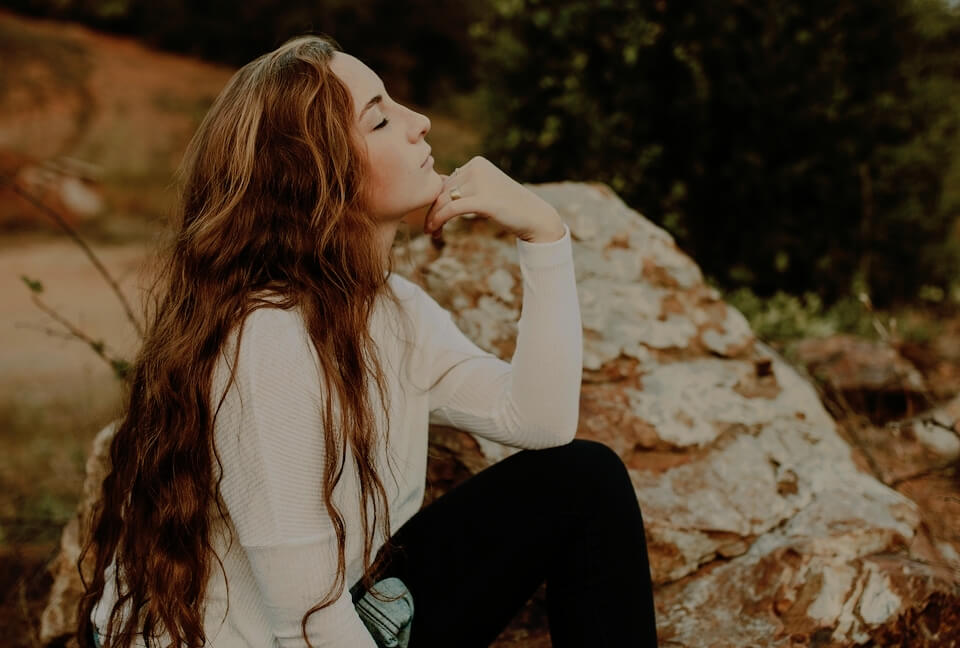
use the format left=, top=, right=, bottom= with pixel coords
left=329, top=52, right=382, bottom=118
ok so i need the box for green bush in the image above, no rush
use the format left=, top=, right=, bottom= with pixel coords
left=726, top=288, right=869, bottom=342
left=472, top=0, right=960, bottom=306
left=725, top=285, right=946, bottom=344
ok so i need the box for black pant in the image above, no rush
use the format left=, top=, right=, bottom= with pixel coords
left=363, top=439, right=658, bottom=647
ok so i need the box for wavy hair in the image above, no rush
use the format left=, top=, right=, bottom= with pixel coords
left=77, top=34, right=419, bottom=647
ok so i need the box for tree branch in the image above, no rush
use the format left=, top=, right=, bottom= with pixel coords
left=26, top=291, right=131, bottom=380
left=0, top=171, right=144, bottom=338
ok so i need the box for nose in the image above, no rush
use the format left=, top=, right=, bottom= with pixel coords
left=407, top=106, right=430, bottom=141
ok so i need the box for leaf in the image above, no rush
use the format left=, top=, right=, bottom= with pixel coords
left=20, top=275, right=44, bottom=294
left=110, top=358, right=132, bottom=381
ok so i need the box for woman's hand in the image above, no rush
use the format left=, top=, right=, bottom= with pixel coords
left=423, top=156, right=565, bottom=244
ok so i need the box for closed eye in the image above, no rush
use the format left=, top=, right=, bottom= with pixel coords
left=374, top=118, right=389, bottom=130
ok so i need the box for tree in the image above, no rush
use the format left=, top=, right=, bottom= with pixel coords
left=472, top=0, right=960, bottom=305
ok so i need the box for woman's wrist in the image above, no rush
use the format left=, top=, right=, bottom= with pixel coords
left=518, top=208, right=565, bottom=244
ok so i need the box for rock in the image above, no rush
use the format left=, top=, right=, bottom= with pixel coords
left=791, top=335, right=926, bottom=394
left=840, top=416, right=960, bottom=486
left=40, top=421, right=115, bottom=646
left=791, top=335, right=929, bottom=423
left=895, top=469, right=960, bottom=577
left=410, top=183, right=959, bottom=646
left=42, top=182, right=960, bottom=647
left=841, top=392, right=960, bottom=581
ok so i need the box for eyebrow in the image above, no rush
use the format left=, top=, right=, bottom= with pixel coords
left=359, top=94, right=383, bottom=120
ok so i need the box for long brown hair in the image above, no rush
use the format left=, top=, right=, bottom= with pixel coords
left=77, top=34, right=414, bottom=647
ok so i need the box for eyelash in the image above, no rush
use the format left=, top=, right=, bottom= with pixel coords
left=374, top=117, right=389, bottom=130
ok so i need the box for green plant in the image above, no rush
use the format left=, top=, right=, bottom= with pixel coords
left=725, top=285, right=947, bottom=345
left=472, top=0, right=960, bottom=306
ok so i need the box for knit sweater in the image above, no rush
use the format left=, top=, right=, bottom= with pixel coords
left=92, top=223, right=582, bottom=647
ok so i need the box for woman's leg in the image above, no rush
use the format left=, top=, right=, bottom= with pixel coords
left=371, top=439, right=658, bottom=648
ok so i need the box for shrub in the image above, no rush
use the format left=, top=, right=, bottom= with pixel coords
left=471, top=0, right=960, bottom=306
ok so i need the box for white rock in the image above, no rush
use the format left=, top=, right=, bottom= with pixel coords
left=913, top=420, right=960, bottom=460
left=858, top=566, right=902, bottom=625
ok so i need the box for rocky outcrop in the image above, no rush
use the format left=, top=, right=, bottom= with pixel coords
left=42, top=182, right=960, bottom=646
left=416, top=182, right=960, bottom=646
left=791, top=335, right=930, bottom=424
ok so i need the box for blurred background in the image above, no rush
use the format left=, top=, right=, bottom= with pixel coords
left=0, top=0, right=958, bottom=644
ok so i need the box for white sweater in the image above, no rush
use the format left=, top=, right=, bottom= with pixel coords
left=93, top=224, right=582, bottom=647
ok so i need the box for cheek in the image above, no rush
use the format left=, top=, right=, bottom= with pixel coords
left=367, top=144, right=406, bottom=195
left=364, top=139, right=438, bottom=217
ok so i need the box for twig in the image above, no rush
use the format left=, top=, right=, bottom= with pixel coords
left=0, top=171, right=144, bottom=338
left=26, top=291, right=131, bottom=380
left=12, top=321, right=76, bottom=341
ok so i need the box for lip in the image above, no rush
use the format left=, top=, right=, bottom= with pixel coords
left=420, top=148, right=432, bottom=167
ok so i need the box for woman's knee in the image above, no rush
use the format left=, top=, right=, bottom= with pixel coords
left=569, top=438, right=624, bottom=466
left=532, top=439, right=632, bottom=495
left=555, top=438, right=625, bottom=470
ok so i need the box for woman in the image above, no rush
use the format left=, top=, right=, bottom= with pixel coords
left=77, top=34, right=658, bottom=647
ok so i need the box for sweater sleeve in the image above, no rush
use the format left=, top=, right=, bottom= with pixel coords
left=213, top=308, right=377, bottom=648
left=424, top=223, right=583, bottom=448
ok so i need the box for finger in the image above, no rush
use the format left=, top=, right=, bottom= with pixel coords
left=441, top=173, right=466, bottom=197
left=424, top=176, right=455, bottom=225
left=446, top=162, right=471, bottom=185
left=447, top=179, right=473, bottom=200
left=425, top=180, right=473, bottom=231
left=427, top=195, right=485, bottom=234
left=423, top=191, right=452, bottom=232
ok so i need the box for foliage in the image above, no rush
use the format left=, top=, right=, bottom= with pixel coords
left=472, top=0, right=960, bottom=306
left=726, top=285, right=945, bottom=344
left=727, top=288, right=869, bottom=342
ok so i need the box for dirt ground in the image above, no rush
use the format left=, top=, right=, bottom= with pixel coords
left=1, top=235, right=148, bottom=400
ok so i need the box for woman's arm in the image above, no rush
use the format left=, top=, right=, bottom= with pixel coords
left=422, top=222, right=583, bottom=449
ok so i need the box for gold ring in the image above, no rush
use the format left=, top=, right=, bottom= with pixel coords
left=450, top=187, right=463, bottom=200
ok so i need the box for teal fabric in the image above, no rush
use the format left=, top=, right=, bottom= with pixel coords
left=353, top=577, right=414, bottom=648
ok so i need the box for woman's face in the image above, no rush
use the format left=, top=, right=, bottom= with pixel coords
left=330, top=52, right=442, bottom=224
